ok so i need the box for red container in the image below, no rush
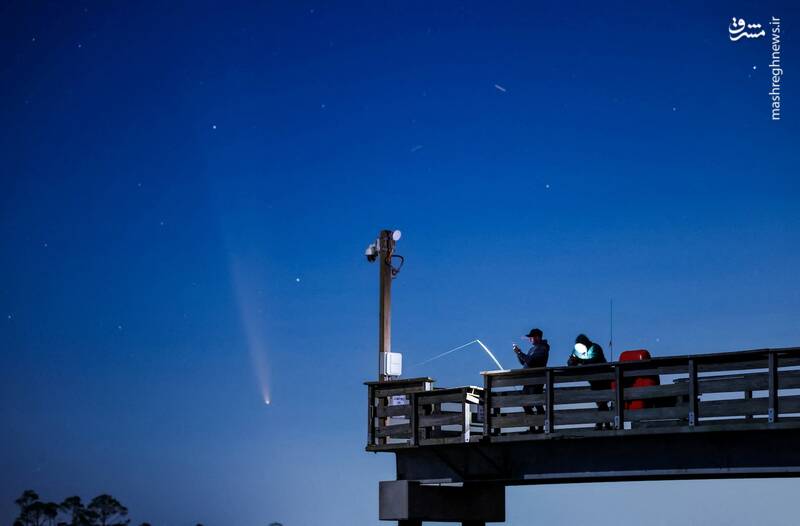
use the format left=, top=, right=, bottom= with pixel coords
left=613, top=349, right=660, bottom=410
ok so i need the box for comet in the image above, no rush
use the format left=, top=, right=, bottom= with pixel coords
left=230, top=257, right=273, bottom=407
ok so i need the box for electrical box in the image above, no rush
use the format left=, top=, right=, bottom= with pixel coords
left=380, top=351, right=403, bottom=377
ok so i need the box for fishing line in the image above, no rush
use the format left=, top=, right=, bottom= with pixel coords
left=411, top=339, right=506, bottom=370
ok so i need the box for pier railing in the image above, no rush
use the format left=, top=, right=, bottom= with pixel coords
left=367, top=347, right=800, bottom=450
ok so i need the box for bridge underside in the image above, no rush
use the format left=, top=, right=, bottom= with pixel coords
left=380, top=426, right=800, bottom=524
left=393, top=425, right=800, bottom=485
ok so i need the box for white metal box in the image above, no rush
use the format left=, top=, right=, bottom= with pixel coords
left=380, top=351, right=403, bottom=377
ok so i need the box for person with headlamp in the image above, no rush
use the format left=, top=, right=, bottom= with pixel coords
left=568, top=334, right=611, bottom=430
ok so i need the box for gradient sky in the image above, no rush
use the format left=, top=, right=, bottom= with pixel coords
left=1, top=1, right=798, bottom=525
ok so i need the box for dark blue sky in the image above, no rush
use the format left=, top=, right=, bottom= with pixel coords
left=1, top=1, right=798, bottom=524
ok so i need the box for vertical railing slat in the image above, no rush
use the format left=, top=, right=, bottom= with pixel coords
left=688, top=359, right=698, bottom=426
left=483, top=375, right=492, bottom=439
left=411, top=391, right=419, bottom=446
left=614, top=365, right=624, bottom=430
left=545, top=369, right=554, bottom=434
left=769, top=352, right=779, bottom=423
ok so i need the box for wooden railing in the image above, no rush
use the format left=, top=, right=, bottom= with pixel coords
left=366, top=379, right=483, bottom=450
left=367, top=347, right=800, bottom=450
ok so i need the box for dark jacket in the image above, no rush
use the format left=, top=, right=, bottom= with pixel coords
left=567, top=341, right=609, bottom=391
left=567, top=343, right=607, bottom=366
left=518, top=340, right=550, bottom=369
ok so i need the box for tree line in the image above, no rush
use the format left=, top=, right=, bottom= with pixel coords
left=13, top=490, right=133, bottom=526
left=12, top=490, right=283, bottom=526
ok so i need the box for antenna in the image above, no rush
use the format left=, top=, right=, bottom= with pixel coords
left=609, top=298, right=614, bottom=362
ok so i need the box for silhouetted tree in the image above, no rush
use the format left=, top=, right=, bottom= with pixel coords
left=59, top=496, right=96, bottom=526
left=41, top=502, right=59, bottom=526
left=14, top=490, right=50, bottom=526
left=87, top=495, right=129, bottom=526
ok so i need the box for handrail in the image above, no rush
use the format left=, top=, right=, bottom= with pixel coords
left=368, top=347, right=800, bottom=450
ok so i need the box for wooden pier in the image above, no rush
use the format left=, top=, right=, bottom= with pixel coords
left=367, top=346, right=800, bottom=525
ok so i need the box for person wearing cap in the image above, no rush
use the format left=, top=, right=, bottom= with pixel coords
left=568, top=333, right=611, bottom=429
left=513, top=328, right=550, bottom=431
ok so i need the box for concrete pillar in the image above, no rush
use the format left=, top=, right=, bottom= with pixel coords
left=380, top=480, right=505, bottom=524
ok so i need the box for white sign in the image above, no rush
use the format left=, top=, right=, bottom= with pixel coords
left=390, top=395, right=409, bottom=406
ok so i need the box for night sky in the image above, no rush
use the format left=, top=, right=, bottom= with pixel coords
left=1, top=1, right=798, bottom=525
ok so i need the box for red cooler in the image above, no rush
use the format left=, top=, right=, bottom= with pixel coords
left=615, top=349, right=659, bottom=410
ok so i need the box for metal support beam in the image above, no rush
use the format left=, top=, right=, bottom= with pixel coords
left=394, top=427, right=800, bottom=485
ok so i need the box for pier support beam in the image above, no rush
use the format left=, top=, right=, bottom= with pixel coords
left=379, top=480, right=505, bottom=524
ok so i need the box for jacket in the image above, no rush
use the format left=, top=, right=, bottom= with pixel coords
left=518, top=340, right=550, bottom=369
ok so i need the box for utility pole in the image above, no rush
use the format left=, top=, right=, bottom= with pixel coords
left=365, top=229, right=403, bottom=381
left=378, top=230, right=394, bottom=381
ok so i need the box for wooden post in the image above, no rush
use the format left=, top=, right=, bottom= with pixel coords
left=463, top=389, right=471, bottom=443
left=769, top=352, right=779, bottom=424
left=545, top=369, right=555, bottom=434
left=483, top=375, right=492, bottom=439
left=378, top=230, right=394, bottom=381
left=368, top=384, right=375, bottom=447
left=688, top=359, right=698, bottom=427
left=614, top=365, right=624, bottom=430
left=744, top=389, right=753, bottom=421
left=411, top=391, right=420, bottom=446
